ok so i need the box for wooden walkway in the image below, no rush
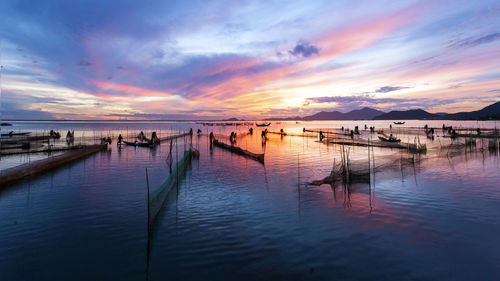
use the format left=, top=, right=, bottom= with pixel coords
left=1, top=135, right=58, bottom=145
left=0, top=144, right=106, bottom=187
left=1, top=145, right=91, bottom=156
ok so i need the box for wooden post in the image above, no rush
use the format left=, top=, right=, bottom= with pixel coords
left=145, top=168, right=151, bottom=242
left=297, top=153, right=300, bottom=187
left=145, top=167, right=151, bottom=281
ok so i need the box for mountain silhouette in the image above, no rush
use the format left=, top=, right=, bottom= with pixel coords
left=446, top=101, right=500, bottom=120
left=265, top=101, right=500, bottom=121
left=372, top=109, right=437, bottom=120
left=302, top=107, right=384, bottom=120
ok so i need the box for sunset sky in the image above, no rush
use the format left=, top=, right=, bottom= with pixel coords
left=1, top=0, right=500, bottom=120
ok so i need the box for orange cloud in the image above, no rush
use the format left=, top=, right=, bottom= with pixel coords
left=94, top=80, right=173, bottom=97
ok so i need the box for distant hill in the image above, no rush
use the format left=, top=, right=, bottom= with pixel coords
left=373, top=109, right=437, bottom=120
left=264, top=101, right=500, bottom=121
left=446, top=101, right=500, bottom=120
left=344, top=107, right=386, bottom=120
left=302, top=107, right=385, bottom=120
left=373, top=101, right=500, bottom=120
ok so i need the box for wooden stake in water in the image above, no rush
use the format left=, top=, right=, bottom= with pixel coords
left=297, top=152, right=300, bottom=187
left=297, top=152, right=301, bottom=217
left=145, top=168, right=151, bottom=281
left=145, top=168, right=151, bottom=243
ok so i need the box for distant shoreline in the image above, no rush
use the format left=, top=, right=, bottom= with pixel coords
left=2, top=119, right=498, bottom=122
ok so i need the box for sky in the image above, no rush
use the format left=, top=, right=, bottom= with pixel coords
left=1, top=0, right=500, bottom=120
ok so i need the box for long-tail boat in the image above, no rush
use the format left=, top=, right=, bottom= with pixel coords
left=123, top=141, right=156, bottom=148
left=212, top=139, right=264, bottom=163
left=256, top=122, right=271, bottom=127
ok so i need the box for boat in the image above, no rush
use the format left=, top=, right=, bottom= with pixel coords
left=1, top=131, right=31, bottom=137
left=0, top=122, right=12, bottom=126
left=212, top=139, right=264, bottom=163
left=378, top=136, right=401, bottom=143
left=393, top=121, right=405, bottom=125
left=256, top=122, right=271, bottom=127
left=123, top=140, right=156, bottom=148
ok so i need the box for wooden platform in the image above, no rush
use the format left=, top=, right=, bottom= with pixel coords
left=1, top=135, right=58, bottom=145
left=0, top=144, right=107, bottom=187
left=1, top=145, right=88, bottom=156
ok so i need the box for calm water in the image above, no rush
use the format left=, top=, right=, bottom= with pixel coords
left=1, top=121, right=499, bottom=280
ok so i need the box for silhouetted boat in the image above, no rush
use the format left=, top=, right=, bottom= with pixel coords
left=0, top=123, right=12, bottom=126
left=1, top=131, right=31, bottom=137
left=393, top=121, right=405, bottom=125
left=256, top=123, right=271, bottom=127
left=123, top=141, right=156, bottom=148
left=212, top=139, right=264, bottom=163
left=378, top=136, right=401, bottom=142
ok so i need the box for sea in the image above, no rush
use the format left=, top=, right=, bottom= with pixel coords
left=1, top=120, right=499, bottom=280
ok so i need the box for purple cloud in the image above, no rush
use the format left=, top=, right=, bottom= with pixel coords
left=289, top=41, right=319, bottom=58
left=306, top=94, right=500, bottom=112
left=375, top=86, right=410, bottom=93
left=449, top=32, right=500, bottom=48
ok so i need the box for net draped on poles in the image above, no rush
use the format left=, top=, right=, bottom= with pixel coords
left=148, top=149, right=192, bottom=227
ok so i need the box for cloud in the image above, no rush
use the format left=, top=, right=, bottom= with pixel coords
left=77, top=60, right=92, bottom=67
left=375, top=86, right=410, bottom=93
left=450, top=33, right=500, bottom=48
left=305, top=94, right=500, bottom=113
left=104, top=112, right=223, bottom=120
left=306, top=95, right=447, bottom=112
left=1, top=0, right=498, bottom=119
left=1, top=102, right=55, bottom=120
left=289, top=41, right=319, bottom=58
left=140, top=53, right=283, bottom=99
left=307, top=95, right=402, bottom=105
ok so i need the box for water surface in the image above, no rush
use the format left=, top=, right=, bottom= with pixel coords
left=1, top=121, right=499, bottom=280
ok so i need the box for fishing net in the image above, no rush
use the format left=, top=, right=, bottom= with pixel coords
left=148, top=149, right=192, bottom=226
